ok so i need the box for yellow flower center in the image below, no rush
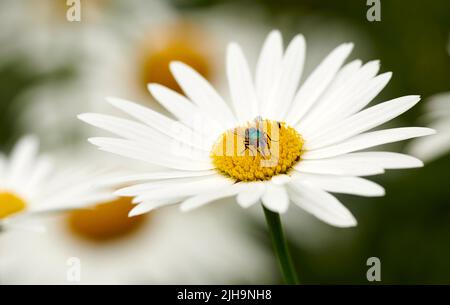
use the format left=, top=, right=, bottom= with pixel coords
left=211, top=117, right=304, bottom=181
left=0, top=192, right=27, bottom=219
left=67, top=197, right=148, bottom=242
left=139, top=23, right=213, bottom=94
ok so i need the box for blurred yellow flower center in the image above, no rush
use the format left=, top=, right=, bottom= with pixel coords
left=67, top=197, right=147, bottom=242
left=139, top=24, right=213, bottom=93
left=211, top=118, right=304, bottom=181
left=0, top=192, right=27, bottom=219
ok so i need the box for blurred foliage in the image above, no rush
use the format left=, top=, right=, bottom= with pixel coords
left=0, top=0, right=449, bottom=284
left=0, top=60, right=75, bottom=151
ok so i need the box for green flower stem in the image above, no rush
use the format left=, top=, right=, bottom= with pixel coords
left=262, top=205, right=299, bottom=285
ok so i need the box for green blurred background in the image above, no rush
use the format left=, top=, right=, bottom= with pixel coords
left=1, top=0, right=449, bottom=284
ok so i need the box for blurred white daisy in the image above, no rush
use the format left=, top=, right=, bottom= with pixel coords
left=407, top=93, right=450, bottom=162
left=81, top=30, right=434, bottom=228
left=90, top=0, right=270, bottom=107
left=0, top=0, right=110, bottom=70
left=0, top=202, right=275, bottom=284
left=0, top=136, right=115, bottom=231
left=18, top=0, right=269, bottom=150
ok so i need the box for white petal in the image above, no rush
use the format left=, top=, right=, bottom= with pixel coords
left=236, top=182, right=266, bottom=208
left=23, top=156, right=53, bottom=195
left=130, top=175, right=233, bottom=203
left=266, top=34, right=306, bottom=120
left=261, top=183, right=289, bottom=213
left=88, top=137, right=213, bottom=171
left=148, top=83, right=222, bottom=139
left=7, top=135, right=39, bottom=185
left=330, top=152, right=424, bottom=169
left=33, top=192, right=117, bottom=213
left=307, top=72, right=392, bottom=135
left=129, top=199, right=177, bottom=217
left=325, top=59, right=364, bottom=92
left=103, top=98, right=210, bottom=151
left=79, top=112, right=209, bottom=153
left=303, top=127, right=436, bottom=160
left=285, top=43, right=354, bottom=126
left=292, top=173, right=385, bottom=197
left=294, top=159, right=384, bottom=176
left=180, top=183, right=244, bottom=212
left=256, top=30, right=283, bottom=114
left=270, top=174, right=291, bottom=185
left=306, top=95, right=421, bottom=150
left=98, top=170, right=216, bottom=187
left=227, top=43, right=258, bottom=122
left=335, top=72, right=393, bottom=119
left=288, top=181, right=357, bottom=227
left=170, top=61, right=236, bottom=127
left=295, top=59, right=363, bottom=132
left=407, top=129, right=450, bottom=162
left=116, top=176, right=209, bottom=196
left=300, top=68, right=391, bottom=137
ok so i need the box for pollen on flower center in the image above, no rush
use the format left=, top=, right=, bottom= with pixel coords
left=0, top=192, right=27, bottom=219
left=211, top=117, right=304, bottom=181
left=67, top=197, right=148, bottom=242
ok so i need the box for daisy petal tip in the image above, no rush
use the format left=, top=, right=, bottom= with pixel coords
left=104, top=96, right=116, bottom=103
left=236, top=201, right=251, bottom=209
left=179, top=203, right=193, bottom=213
left=414, top=159, right=425, bottom=167
left=76, top=113, right=91, bottom=124
left=227, top=41, right=240, bottom=51
left=169, top=60, right=186, bottom=72
left=86, top=137, right=109, bottom=147
left=147, top=83, right=161, bottom=93
left=409, top=95, right=422, bottom=105
left=344, top=220, right=358, bottom=228
left=128, top=205, right=148, bottom=217
left=128, top=210, right=138, bottom=218
left=269, top=29, right=282, bottom=38
left=278, top=205, right=289, bottom=214
left=343, top=42, right=355, bottom=52
left=86, top=137, right=98, bottom=145
left=333, top=215, right=358, bottom=228
left=113, top=189, right=130, bottom=197
left=77, top=113, right=97, bottom=124
left=376, top=71, right=393, bottom=82
left=374, top=188, right=386, bottom=197
left=294, top=34, right=306, bottom=46
left=105, top=96, right=124, bottom=108
left=417, top=128, right=437, bottom=137
left=262, top=202, right=286, bottom=214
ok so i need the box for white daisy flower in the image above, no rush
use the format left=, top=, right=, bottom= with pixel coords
left=81, top=30, right=434, bottom=225
left=0, top=203, right=275, bottom=284
left=80, top=30, right=434, bottom=283
left=0, top=136, right=116, bottom=231
left=407, top=92, right=450, bottom=162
